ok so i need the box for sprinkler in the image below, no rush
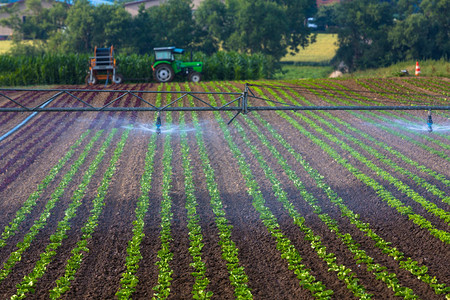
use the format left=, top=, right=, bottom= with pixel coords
left=427, top=110, right=433, bottom=133
left=156, top=111, right=162, bottom=135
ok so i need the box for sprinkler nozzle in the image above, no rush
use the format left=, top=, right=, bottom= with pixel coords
left=156, top=112, right=162, bottom=135
left=427, top=110, right=433, bottom=133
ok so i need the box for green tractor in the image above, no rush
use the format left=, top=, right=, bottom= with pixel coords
left=152, top=47, right=203, bottom=83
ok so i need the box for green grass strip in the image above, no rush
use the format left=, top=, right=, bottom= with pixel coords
left=115, top=84, right=162, bottom=299
left=176, top=83, right=213, bottom=299
left=12, top=128, right=121, bottom=299
left=202, top=82, right=332, bottom=299
left=0, top=130, right=103, bottom=284
left=48, top=128, right=130, bottom=299
left=0, top=130, right=90, bottom=248
left=184, top=82, right=253, bottom=299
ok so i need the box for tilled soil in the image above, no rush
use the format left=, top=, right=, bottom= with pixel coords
left=0, top=78, right=449, bottom=299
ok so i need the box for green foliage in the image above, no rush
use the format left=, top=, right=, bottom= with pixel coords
left=49, top=128, right=130, bottom=299
left=0, top=131, right=90, bottom=249
left=333, top=0, right=393, bottom=71
left=177, top=83, right=212, bottom=299
left=184, top=83, right=253, bottom=298
left=0, top=51, right=273, bottom=85
left=0, top=131, right=103, bottom=284
left=202, top=82, right=332, bottom=298
left=116, top=85, right=161, bottom=299
left=13, top=129, right=119, bottom=299
left=196, top=0, right=316, bottom=60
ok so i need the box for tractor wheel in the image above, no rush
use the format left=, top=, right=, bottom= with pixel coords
left=154, top=64, right=174, bottom=83
left=188, top=72, right=202, bottom=83
left=85, top=74, right=97, bottom=85
left=112, top=74, right=124, bottom=84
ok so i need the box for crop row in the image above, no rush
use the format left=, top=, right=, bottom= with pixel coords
left=224, top=82, right=435, bottom=298
left=404, top=78, right=450, bottom=95
left=151, top=85, right=175, bottom=299
left=353, top=80, right=450, bottom=143
left=0, top=89, right=51, bottom=128
left=177, top=83, right=212, bottom=299
left=115, top=84, right=162, bottom=299
left=202, top=82, right=334, bottom=298
left=0, top=130, right=90, bottom=248
left=264, top=83, right=450, bottom=216
left=302, top=80, right=450, bottom=161
left=298, top=82, right=449, bottom=187
left=215, top=83, right=376, bottom=298
left=0, top=89, right=80, bottom=165
left=0, top=89, right=97, bottom=192
left=11, top=128, right=120, bottom=299
left=256, top=83, right=450, bottom=244
left=288, top=81, right=449, bottom=190
left=49, top=128, right=130, bottom=299
left=0, top=130, right=103, bottom=283
left=236, top=82, right=449, bottom=295
left=184, top=82, right=253, bottom=299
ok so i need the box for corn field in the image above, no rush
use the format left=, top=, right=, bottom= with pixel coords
left=0, top=52, right=274, bottom=86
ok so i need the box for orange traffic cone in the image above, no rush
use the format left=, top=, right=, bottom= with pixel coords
left=415, top=61, right=421, bottom=76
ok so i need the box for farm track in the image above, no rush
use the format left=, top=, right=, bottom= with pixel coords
left=0, top=78, right=448, bottom=299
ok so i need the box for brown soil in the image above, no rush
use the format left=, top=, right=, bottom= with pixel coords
left=0, top=78, right=449, bottom=299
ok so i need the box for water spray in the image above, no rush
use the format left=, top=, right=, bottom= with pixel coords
left=427, top=110, right=433, bottom=133
left=156, top=111, right=162, bottom=135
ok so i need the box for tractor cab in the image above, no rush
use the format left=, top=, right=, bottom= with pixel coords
left=154, top=47, right=183, bottom=61
left=152, top=47, right=203, bottom=83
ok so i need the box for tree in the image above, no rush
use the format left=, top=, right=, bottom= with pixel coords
left=59, top=1, right=132, bottom=53
left=0, top=0, right=68, bottom=41
left=388, top=0, right=449, bottom=62
left=195, top=0, right=233, bottom=53
left=196, top=0, right=316, bottom=60
left=333, top=0, right=393, bottom=70
left=315, top=3, right=339, bottom=32
left=64, top=0, right=95, bottom=52
left=130, top=4, right=154, bottom=54
left=420, top=0, right=450, bottom=58
left=227, top=0, right=289, bottom=59
left=388, top=14, right=433, bottom=60
left=147, top=0, right=197, bottom=49
left=91, top=4, right=132, bottom=49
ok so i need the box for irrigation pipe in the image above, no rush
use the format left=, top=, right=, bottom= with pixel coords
left=0, top=98, right=54, bottom=143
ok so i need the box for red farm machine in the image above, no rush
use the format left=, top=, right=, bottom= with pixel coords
left=86, top=46, right=123, bottom=85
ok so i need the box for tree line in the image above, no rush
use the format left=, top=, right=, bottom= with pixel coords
left=0, top=0, right=316, bottom=61
left=1, top=0, right=448, bottom=72
left=317, top=0, right=449, bottom=71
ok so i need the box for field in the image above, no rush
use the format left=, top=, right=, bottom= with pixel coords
left=0, top=78, right=449, bottom=299
left=280, top=34, right=338, bottom=64
left=0, top=41, right=13, bottom=55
